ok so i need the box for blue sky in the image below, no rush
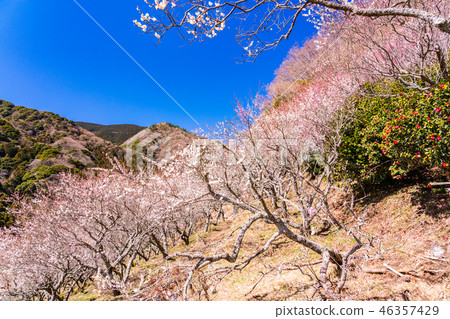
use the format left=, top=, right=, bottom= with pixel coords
left=0, top=0, right=316, bottom=131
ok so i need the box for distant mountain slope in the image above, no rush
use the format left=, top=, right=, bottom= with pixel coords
left=0, top=99, right=121, bottom=227
left=122, top=122, right=199, bottom=167
left=76, top=122, right=146, bottom=145
left=0, top=100, right=198, bottom=227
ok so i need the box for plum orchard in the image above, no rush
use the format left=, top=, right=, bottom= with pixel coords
left=148, top=74, right=371, bottom=300
left=0, top=77, right=371, bottom=300
left=0, top=164, right=207, bottom=300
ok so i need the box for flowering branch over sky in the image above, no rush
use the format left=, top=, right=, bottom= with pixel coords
left=134, top=0, right=450, bottom=61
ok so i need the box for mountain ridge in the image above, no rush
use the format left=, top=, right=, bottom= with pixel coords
left=122, top=122, right=199, bottom=167
left=76, top=122, right=146, bottom=145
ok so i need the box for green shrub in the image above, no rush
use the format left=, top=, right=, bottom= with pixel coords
left=54, top=133, right=67, bottom=140
left=339, top=81, right=450, bottom=182
left=0, top=144, right=19, bottom=158
left=0, top=212, right=14, bottom=228
left=34, top=123, right=44, bottom=131
left=37, top=148, right=61, bottom=160
left=15, top=179, right=37, bottom=194
left=0, top=122, right=20, bottom=141
left=46, top=164, right=69, bottom=175
left=27, top=114, right=39, bottom=122
left=6, top=163, right=28, bottom=189
left=33, top=164, right=68, bottom=179
left=0, top=158, right=18, bottom=171
left=14, top=148, right=37, bottom=162
left=68, top=158, right=85, bottom=169
left=0, top=99, right=15, bottom=108
left=21, top=171, right=35, bottom=182
left=14, top=112, right=28, bottom=120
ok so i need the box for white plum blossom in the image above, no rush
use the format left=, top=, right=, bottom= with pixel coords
left=243, top=40, right=253, bottom=54
left=133, top=20, right=148, bottom=32
left=155, top=0, right=169, bottom=10
left=135, top=0, right=229, bottom=40
left=186, top=13, right=196, bottom=25
left=141, top=12, right=157, bottom=22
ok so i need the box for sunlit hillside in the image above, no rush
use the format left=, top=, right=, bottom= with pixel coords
left=1, top=0, right=449, bottom=304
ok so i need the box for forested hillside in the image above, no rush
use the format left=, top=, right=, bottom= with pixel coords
left=0, top=100, right=199, bottom=228
left=0, top=99, right=121, bottom=227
